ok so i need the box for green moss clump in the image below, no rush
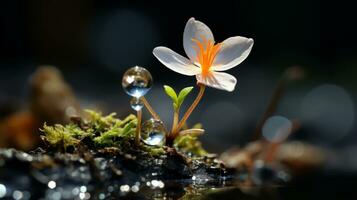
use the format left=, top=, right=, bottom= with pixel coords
left=92, top=114, right=137, bottom=147
left=41, top=110, right=207, bottom=157
left=41, top=123, right=80, bottom=151
left=173, top=123, right=208, bottom=157
left=141, top=145, right=166, bottom=156
left=41, top=110, right=137, bottom=151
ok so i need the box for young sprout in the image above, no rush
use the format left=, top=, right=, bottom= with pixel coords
left=153, top=17, right=254, bottom=134
left=163, top=85, right=196, bottom=141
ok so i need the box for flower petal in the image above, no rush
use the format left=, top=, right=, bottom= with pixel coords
left=183, top=17, right=214, bottom=64
left=211, top=36, right=253, bottom=71
left=153, top=46, right=200, bottom=76
left=196, top=71, right=237, bottom=92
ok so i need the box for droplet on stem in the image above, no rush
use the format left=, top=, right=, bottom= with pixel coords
left=122, top=66, right=153, bottom=98
left=141, top=118, right=166, bottom=146
left=130, top=97, right=144, bottom=111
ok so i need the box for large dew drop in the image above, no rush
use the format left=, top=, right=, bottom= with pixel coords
left=141, top=118, right=166, bottom=146
left=130, top=97, right=144, bottom=111
left=122, top=66, right=153, bottom=98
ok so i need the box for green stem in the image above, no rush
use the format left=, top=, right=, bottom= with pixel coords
left=171, top=110, right=179, bottom=134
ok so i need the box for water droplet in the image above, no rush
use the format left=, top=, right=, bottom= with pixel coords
left=130, top=97, right=144, bottom=111
left=141, top=119, right=166, bottom=146
left=122, top=66, right=153, bottom=98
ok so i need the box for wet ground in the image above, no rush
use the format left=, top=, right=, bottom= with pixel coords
left=1, top=148, right=357, bottom=200
left=0, top=148, right=235, bottom=200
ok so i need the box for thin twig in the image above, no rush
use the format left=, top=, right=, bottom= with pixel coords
left=141, top=97, right=160, bottom=120
left=135, top=110, right=142, bottom=145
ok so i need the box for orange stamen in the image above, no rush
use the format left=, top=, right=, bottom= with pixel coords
left=192, top=36, right=221, bottom=78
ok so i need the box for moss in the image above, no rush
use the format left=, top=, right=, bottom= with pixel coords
left=41, top=123, right=80, bottom=151
left=41, top=110, right=137, bottom=151
left=93, top=115, right=137, bottom=147
left=65, top=123, right=90, bottom=138
left=41, top=110, right=206, bottom=157
left=173, top=123, right=208, bottom=157
left=85, top=109, right=122, bottom=133
left=140, top=145, right=166, bottom=156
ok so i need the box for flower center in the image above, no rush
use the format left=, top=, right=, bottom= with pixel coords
left=192, top=36, right=221, bottom=77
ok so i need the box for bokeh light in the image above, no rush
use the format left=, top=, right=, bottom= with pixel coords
left=262, top=115, right=292, bottom=142
left=301, top=84, right=355, bottom=143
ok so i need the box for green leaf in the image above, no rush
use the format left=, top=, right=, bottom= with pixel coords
left=163, top=85, right=178, bottom=103
left=177, top=86, right=194, bottom=107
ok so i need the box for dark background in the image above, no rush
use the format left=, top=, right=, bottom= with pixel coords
left=0, top=0, right=356, bottom=154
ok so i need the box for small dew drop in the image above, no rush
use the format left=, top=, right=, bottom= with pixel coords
left=130, top=97, right=144, bottom=111
left=122, top=66, right=153, bottom=98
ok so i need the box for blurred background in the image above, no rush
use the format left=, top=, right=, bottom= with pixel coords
left=0, top=0, right=356, bottom=158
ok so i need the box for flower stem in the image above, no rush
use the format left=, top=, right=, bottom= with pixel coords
left=141, top=97, right=160, bottom=120
left=135, top=109, right=142, bottom=145
left=173, top=84, right=206, bottom=136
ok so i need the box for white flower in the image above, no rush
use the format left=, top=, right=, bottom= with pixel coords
left=153, top=17, right=254, bottom=92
